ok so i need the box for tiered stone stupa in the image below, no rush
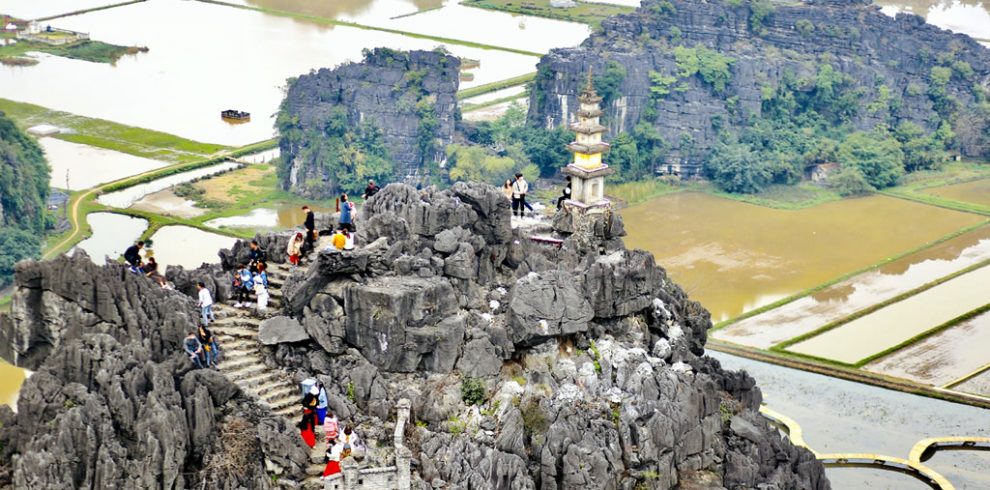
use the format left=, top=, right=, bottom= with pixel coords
left=562, top=70, right=614, bottom=213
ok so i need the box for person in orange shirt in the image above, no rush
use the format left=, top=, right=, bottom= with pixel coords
left=330, top=228, right=347, bottom=250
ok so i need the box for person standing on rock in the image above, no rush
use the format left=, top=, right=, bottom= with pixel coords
left=302, top=205, right=316, bottom=254
left=511, top=173, right=528, bottom=218
left=253, top=267, right=269, bottom=315
left=324, top=410, right=340, bottom=447
left=232, top=264, right=253, bottom=308
left=556, top=176, right=572, bottom=211
left=501, top=179, right=513, bottom=201
left=184, top=332, right=204, bottom=369
left=315, top=381, right=329, bottom=424
left=196, top=282, right=215, bottom=326
left=286, top=232, right=304, bottom=268
left=338, top=194, right=355, bottom=233
left=124, top=241, right=144, bottom=268
left=362, top=179, right=380, bottom=200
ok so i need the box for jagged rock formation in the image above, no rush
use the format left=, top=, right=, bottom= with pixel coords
left=278, top=48, right=460, bottom=197
left=0, top=252, right=309, bottom=489
left=529, top=0, right=990, bottom=174
left=0, top=184, right=829, bottom=489
left=266, top=182, right=829, bottom=489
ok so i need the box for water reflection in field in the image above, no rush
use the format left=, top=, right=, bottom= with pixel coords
left=42, top=138, right=170, bottom=191
left=148, top=226, right=237, bottom=271
left=621, top=192, right=984, bottom=322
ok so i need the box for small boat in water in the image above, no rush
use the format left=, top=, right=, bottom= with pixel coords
left=221, top=109, right=250, bottom=122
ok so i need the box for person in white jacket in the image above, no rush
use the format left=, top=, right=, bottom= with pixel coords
left=511, top=172, right=529, bottom=218
left=196, top=282, right=215, bottom=326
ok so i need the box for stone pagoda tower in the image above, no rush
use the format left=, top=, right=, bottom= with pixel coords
left=562, top=70, right=614, bottom=212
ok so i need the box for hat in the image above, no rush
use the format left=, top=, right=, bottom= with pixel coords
left=309, top=385, right=319, bottom=395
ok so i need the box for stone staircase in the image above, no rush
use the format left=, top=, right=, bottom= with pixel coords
left=207, top=257, right=331, bottom=487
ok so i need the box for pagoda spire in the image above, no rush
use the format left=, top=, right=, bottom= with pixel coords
left=559, top=67, right=614, bottom=210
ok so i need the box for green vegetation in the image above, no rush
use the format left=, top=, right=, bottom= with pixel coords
left=521, top=399, right=549, bottom=436
left=880, top=162, right=990, bottom=216
left=748, top=0, right=775, bottom=34
left=461, top=378, right=486, bottom=406
left=703, top=62, right=954, bottom=195
left=461, top=0, right=635, bottom=28
left=0, top=98, right=228, bottom=163
left=0, top=38, right=144, bottom=65
left=0, top=113, right=50, bottom=287
left=464, top=103, right=573, bottom=179
left=457, top=73, right=536, bottom=100
left=607, top=179, right=683, bottom=207
left=673, top=46, right=735, bottom=94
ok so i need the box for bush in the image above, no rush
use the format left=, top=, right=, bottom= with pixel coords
left=837, top=131, right=905, bottom=189
left=704, top=142, right=772, bottom=194
left=461, top=378, right=485, bottom=406
left=829, top=166, right=875, bottom=197
left=0, top=228, right=41, bottom=288
left=521, top=400, right=549, bottom=436
left=796, top=19, right=814, bottom=36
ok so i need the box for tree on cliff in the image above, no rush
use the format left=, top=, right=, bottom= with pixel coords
left=0, top=113, right=49, bottom=232
left=0, top=112, right=50, bottom=288
left=837, top=130, right=905, bottom=189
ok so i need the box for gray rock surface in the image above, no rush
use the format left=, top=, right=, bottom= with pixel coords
left=259, top=315, right=310, bottom=345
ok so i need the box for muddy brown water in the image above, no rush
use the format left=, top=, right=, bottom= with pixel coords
left=787, top=264, right=990, bottom=364
left=864, top=310, right=990, bottom=387
left=0, top=0, right=544, bottom=146
left=715, top=225, right=990, bottom=349
left=621, top=192, right=984, bottom=323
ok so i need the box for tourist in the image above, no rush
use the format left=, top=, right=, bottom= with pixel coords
left=556, top=176, right=572, bottom=211
left=339, top=425, right=363, bottom=459
left=183, top=332, right=204, bottom=369
left=286, top=232, right=304, bottom=267
left=324, top=410, right=340, bottom=446
left=315, top=381, right=329, bottom=424
left=330, top=228, right=346, bottom=251
left=321, top=448, right=341, bottom=480
left=196, top=281, right=215, bottom=326
left=248, top=240, right=267, bottom=273
left=232, top=264, right=253, bottom=307
left=253, top=270, right=269, bottom=314
left=302, top=205, right=316, bottom=253
left=143, top=257, right=166, bottom=287
left=197, top=324, right=219, bottom=368
left=511, top=173, right=529, bottom=218
left=124, top=241, right=144, bottom=268
left=298, top=407, right=318, bottom=449
left=362, top=179, right=380, bottom=200
left=501, top=179, right=513, bottom=201
left=343, top=229, right=355, bottom=251
left=338, top=194, right=355, bottom=232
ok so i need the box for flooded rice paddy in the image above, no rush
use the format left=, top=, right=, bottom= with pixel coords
left=0, top=0, right=541, bottom=146
left=925, top=178, right=990, bottom=207
left=714, top=225, right=990, bottom=348
left=787, top=264, right=990, bottom=364
left=953, top=367, right=990, bottom=397
left=225, top=0, right=445, bottom=24
left=73, top=212, right=148, bottom=264
left=148, top=226, right=237, bottom=271
left=97, top=162, right=239, bottom=208
left=621, top=192, right=984, bottom=322
left=0, top=362, right=26, bottom=410
left=131, top=189, right=205, bottom=219
left=42, top=138, right=170, bottom=190
left=864, top=310, right=990, bottom=387
left=878, top=0, right=990, bottom=43
left=712, top=352, right=990, bottom=489
left=204, top=204, right=331, bottom=230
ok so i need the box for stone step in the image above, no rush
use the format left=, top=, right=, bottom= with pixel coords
left=267, top=395, right=300, bottom=413
left=266, top=384, right=298, bottom=400
left=212, top=326, right=259, bottom=339
left=217, top=346, right=261, bottom=360
left=231, top=370, right=286, bottom=388
left=223, top=362, right=270, bottom=380
left=217, top=356, right=259, bottom=372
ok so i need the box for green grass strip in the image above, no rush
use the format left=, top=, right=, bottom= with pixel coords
left=770, top=256, right=990, bottom=352
left=0, top=98, right=228, bottom=163
left=852, top=303, right=990, bottom=369
left=34, top=0, right=146, bottom=20
left=462, top=93, right=528, bottom=112
left=880, top=188, right=990, bottom=217
left=461, top=0, right=635, bottom=28
left=194, top=0, right=543, bottom=57
left=712, top=220, right=990, bottom=331
left=457, top=73, right=536, bottom=100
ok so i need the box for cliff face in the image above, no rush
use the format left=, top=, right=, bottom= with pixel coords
left=528, top=0, right=990, bottom=174
left=278, top=49, right=460, bottom=197
left=268, top=183, right=829, bottom=489
left=0, top=253, right=308, bottom=489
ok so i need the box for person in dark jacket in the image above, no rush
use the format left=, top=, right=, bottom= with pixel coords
left=556, top=176, right=572, bottom=210
left=248, top=240, right=267, bottom=273
left=197, top=324, right=220, bottom=368
left=302, top=205, right=316, bottom=253
left=124, top=241, right=144, bottom=267
left=362, top=180, right=380, bottom=200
